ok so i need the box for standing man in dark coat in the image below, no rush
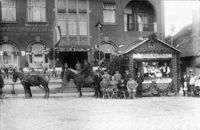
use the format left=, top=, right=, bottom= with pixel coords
left=0, top=70, right=4, bottom=97
left=94, top=70, right=102, bottom=98
left=136, top=71, right=144, bottom=98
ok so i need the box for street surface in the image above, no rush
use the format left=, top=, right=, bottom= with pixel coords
left=1, top=93, right=200, bottom=130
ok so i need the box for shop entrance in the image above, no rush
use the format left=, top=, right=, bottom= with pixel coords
left=59, top=51, right=88, bottom=69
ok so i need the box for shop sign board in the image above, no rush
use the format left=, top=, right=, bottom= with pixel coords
left=132, top=53, right=172, bottom=59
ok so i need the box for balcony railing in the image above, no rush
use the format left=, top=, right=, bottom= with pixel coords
left=127, top=23, right=157, bottom=32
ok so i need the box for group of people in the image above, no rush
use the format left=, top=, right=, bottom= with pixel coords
left=0, top=65, right=21, bottom=79
left=182, top=71, right=200, bottom=96
left=93, top=69, right=144, bottom=99
left=143, top=62, right=171, bottom=78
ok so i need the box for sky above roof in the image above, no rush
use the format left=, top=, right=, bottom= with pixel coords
left=164, top=0, right=200, bottom=36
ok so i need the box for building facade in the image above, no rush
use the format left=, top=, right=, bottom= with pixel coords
left=55, top=0, right=165, bottom=68
left=0, top=0, right=54, bottom=69
left=0, top=0, right=165, bottom=69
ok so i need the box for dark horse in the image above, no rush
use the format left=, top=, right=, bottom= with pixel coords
left=12, top=72, right=49, bottom=98
left=65, top=69, right=94, bottom=97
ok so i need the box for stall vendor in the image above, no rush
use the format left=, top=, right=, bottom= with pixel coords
left=160, top=63, right=170, bottom=77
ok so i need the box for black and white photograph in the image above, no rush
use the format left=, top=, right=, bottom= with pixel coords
left=0, top=0, right=200, bottom=129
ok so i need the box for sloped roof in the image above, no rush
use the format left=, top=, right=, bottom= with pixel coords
left=119, top=39, right=148, bottom=54
left=176, top=34, right=200, bottom=57
left=173, top=24, right=200, bottom=57
left=120, top=38, right=180, bottom=54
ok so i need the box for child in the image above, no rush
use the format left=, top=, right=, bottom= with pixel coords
left=109, top=76, right=118, bottom=98
left=100, top=77, right=110, bottom=98
left=126, top=77, right=138, bottom=99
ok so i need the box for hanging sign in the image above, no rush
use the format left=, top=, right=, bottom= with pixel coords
left=0, top=51, right=3, bottom=56
left=132, top=53, right=172, bottom=59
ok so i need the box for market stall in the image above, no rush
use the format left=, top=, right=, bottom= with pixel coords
left=121, top=36, right=181, bottom=95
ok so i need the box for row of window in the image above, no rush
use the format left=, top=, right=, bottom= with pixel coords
left=0, top=0, right=116, bottom=23
left=0, top=0, right=156, bottom=35
left=57, top=0, right=89, bottom=36
left=0, top=0, right=46, bottom=22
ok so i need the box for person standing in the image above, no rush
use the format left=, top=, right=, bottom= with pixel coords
left=161, top=63, right=170, bottom=77
left=94, top=70, right=102, bottom=98
left=136, top=72, right=144, bottom=98
left=113, top=70, right=122, bottom=83
left=61, top=63, right=69, bottom=87
left=75, top=60, right=82, bottom=74
left=82, top=60, right=92, bottom=78
left=4, top=66, right=9, bottom=79
left=102, top=70, right=111, bottom=85
left=194, top=75, right=200, bottom=96
left=188, top=73, right=196, bottom=96
left=0, top=71, right=4, bottom=97
left=182, top=74, right=188, bottom=96
left=100, top=76, right=110, bottom=98
left=124, top=69, right=132, bottom=87
left=126, top=77, right=138, bottom=99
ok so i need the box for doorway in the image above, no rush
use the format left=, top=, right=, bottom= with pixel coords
left=59, top=51, right=88, bottom=69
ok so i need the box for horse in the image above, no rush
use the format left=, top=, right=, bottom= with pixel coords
left=12, top=72, right=49, bottom=98
left=65, top=68, right=95, bottom=97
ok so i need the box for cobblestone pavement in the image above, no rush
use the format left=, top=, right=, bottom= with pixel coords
left=1, top=94, right=200, bottom=130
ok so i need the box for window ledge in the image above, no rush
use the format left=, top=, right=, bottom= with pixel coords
left=26, top=22, right=48, bottom=25
left=103, top=23, right=117, bottom=26
left=0, top=21, right=18, bottom=24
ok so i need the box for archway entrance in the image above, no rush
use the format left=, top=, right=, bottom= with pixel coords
left=27, top=42, right=49, bottom=69
left=99, top=41, right=117, bottom=61
left=0, top=43, right=19, bottom=68
left=59, top=51, right=88, bottom=69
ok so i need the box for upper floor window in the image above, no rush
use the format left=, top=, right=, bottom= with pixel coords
left=103, top=3, right=116, bottom=24
left=57, top=0, right=88, bottom=36
left=0, top=0, right=16, bottom=21
left=124, top=1, right=156, bottom=32
left=78, top=0, right=87, bottom=12
left=79, top=13, right=87, bottom=35
left=27, top=0, right=46, bottom=22
left=68, top=13, right=77, bottom=35
left=57, top=0, right=66, bottom=13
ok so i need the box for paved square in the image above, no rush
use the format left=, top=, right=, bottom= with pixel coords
left=1, top=95, right=200, bottom=130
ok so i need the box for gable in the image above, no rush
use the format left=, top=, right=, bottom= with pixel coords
left=126, top=39, right=180, bottom=54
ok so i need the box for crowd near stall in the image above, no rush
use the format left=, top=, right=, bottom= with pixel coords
left=1, top=36, right=200, bottom=99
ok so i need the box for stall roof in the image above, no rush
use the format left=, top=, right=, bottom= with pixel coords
left=120, top=38, right=181, bottom=54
